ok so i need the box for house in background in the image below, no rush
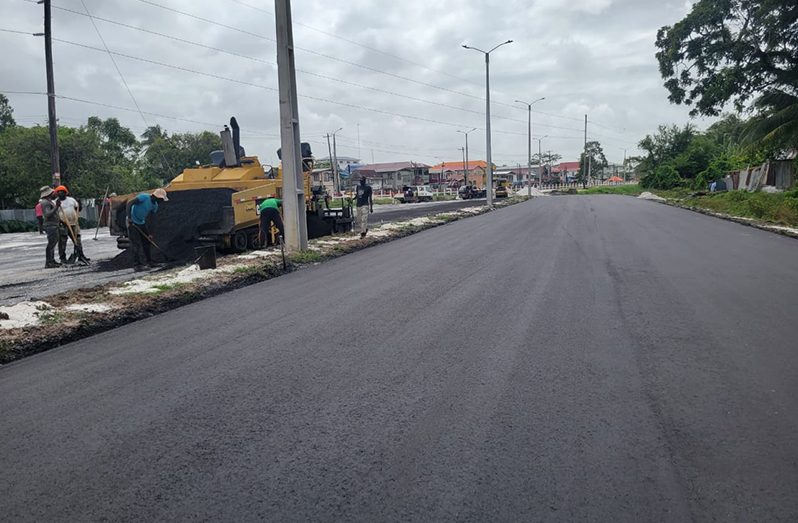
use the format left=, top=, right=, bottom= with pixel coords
left=316, top=155, right=361, bottom=174
left=495, top=165, right=541, bottom=185
left=350, top=162, right=430, bottom=191
left=552, top=161, right=580, bottom=183
left=428, top=160, right=490, bottom=188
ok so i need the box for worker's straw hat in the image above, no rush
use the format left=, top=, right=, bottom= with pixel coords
left=152, top=188, right=169, bottom=201
left=39, top=186, right=54, bottom=198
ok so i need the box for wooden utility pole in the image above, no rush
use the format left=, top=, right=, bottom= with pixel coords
left=42, top=0, right=60, bottom=186
left=275, top=0, right=307, bottom=250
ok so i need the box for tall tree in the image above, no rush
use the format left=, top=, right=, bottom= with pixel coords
left=578, top=141, right=608, bottom=181
left=0, top=94, right=15, bottom=131
left=656, top=0, right=798, bottom=116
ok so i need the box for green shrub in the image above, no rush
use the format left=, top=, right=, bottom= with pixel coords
left=0, top=220, right=38, bottom=233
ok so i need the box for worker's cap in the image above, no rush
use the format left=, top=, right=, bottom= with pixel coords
left=54, top=185, right=68, bottom=194
left=152, top=188, right=169, bottom=201
left=39, top=186, right=54, bottom=198
left=109, top=192, right=117, bottom=197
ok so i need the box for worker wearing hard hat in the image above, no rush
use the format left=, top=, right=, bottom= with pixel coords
left=39, top=186, right=61, bottom=268
left=53, top=185, right=90, bottom=265
left=126, top=188, right=168, bottom=271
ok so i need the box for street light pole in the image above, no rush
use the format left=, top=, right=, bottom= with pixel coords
left=457, top=127, right=477, bottom=188
left=328, top=127, right=342, bottom=194
left=515, top=97, right=545, bottom=197
left=463, top=40, right=512, bottom=207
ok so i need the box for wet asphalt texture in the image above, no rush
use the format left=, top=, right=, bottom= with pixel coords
left=0, top=200, right=482, bottom=306
left=1, top=196, right=797, bottom=521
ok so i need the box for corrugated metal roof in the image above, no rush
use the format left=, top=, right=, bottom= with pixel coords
left=353, top=161, right=430, bottom=173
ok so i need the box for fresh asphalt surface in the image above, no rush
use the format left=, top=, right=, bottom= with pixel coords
left=0, top=199, right=481, bottom=306
left=2, top=196, right=797, bottom=521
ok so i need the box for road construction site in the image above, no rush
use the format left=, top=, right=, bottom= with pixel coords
left=0, top=198, right=485, bottom=307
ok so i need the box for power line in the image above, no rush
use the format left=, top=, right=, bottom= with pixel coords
left=130, top=0, right=509, bottom=108
left=45, top=5, right=538, bottom=127
left=0, top=27, right=36, bottom=35
left=52, top=37, right=536, bottom=137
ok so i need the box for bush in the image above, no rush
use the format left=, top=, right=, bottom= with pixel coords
left=0, top=220, right=38, bottom=233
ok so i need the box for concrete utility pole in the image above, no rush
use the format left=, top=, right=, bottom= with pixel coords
left=275, top=0, right=307, bottom=250
left=456, top=128, right=476, bottom=188
left=515, top=97, right=544, bottom=197
left=583, top=114, right=588, bottom=188
left=332, top=128, right=342, bottom=193
left=325, top=133, right=334, bottom=189
left=459, top=147, right=466, bottom=184
left=41, top=0, right=60, bottom=186
left=463, top=40, right=512, bottom=206
left=622, top=148, right=627, bottom=181
left=536, top=135, right=547, bottom=187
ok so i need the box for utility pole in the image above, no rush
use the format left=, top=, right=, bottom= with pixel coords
left=516, top=98, right=544, bottom=197
left=325, top=133, right=334, bottom=190
left=537, top=138, right=543, bottom=186
left=622, top=148, right=627, bottom=181
left=332, top=131, right=339, bottom=193
left=583, top=114, right=588, bottom=189
left=460, top=147, right=466, bottom=185
left=41, top=0, right=60, bottom=186
left=275, top=0, right=307, bottom=250
left=457, top=128, right=476, bottom=188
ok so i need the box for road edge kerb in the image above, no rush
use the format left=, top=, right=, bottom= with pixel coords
left=658, top=199, right=798, bottom=240
left=0, top=197, right=528, bottom=365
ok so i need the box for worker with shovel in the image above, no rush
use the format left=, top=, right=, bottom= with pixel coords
left=126, top=188, right=169, bottom=271
left=39, top=186, right=61, bottom=268
left=54, top=185, right=90, bottom=266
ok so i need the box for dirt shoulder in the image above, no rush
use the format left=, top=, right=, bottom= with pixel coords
left=0, top=198, right=526, bottom=364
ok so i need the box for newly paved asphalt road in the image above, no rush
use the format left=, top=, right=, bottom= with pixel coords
left=0, top=200, right=482, bottom=306
left=2, top=196, right=797, bottom=521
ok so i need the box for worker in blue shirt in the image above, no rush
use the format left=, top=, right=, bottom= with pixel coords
left=126, top=188, right=168, bottom=271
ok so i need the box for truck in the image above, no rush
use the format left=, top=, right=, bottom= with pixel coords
left=394, top=185, right=434, bottom=203
left=458, top=185, right=486, bottom=200
left=109, top=118, right=353, bottom=261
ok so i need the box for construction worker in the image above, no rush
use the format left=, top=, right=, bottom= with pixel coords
left=126, top=188, right=169, bottom=271
left=34, top=200, right=44, bottom=234
left=355, top=177, right=373, bottom=238
left=258, top=197, right=284, bottom=246
left=53, top=185, right=90, bottom=265
left=39, top=186, right=61, bottom=268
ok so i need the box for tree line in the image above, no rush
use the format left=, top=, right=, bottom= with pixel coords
left=636, top=0, right=796, bottom=190
left=0, top=94, right=222, bottom=209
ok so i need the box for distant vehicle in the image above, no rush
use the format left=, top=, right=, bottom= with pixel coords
left=395, top=185, right=434, bottom=203
left=458, top=185, right=486, bottom=200
left=495, top=180, right=510, bottom=198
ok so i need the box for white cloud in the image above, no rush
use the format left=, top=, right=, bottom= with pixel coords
left=0, top=0, right=713, bottom=166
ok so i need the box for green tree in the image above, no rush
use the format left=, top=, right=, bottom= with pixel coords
left=656, top=0, right=798, bottom=116
left=0, top=94, right=15, bottom=131
left=578, top=141, right=608, bottom=182
left=139, top=127, right=221, bottom=186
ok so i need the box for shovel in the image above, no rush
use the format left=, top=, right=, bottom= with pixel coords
left=130, top=223, right=177, bottom=263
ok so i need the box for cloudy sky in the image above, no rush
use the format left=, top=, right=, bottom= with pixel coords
left=1, top=0, right=717, bottom=168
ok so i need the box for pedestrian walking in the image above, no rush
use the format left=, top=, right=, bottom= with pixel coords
left=34, top=201, right=44, bottom=234
left=355, top=177, right=373, bottom=238
left=53, top=185, right=90, bottom=265
left=257, top=197, right=284, bottom=246
left=126, top=188, right=169, bottom=271
left=39, top=186, right=61, bottom=268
